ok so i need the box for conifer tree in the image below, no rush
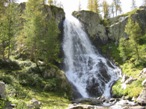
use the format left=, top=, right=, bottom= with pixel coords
left=118, top=38, right=132, bottom=61
left=143, top=0, right=146, bottom=6
left=93, top=0, right=99, bottom=13
left=0, top=1, right=20, bottom=59
left=124, top=17, right=142, bottom=60
left=23, top=0, right=45, bottom=61
left=110, top=3, right=115, bottom=17
left=88, top=0, right=93, bottom=12
left=87, top=0, right=99, bottom=13
left=102, top=0, right=109, bottom=18
left=131, top=0, right=136, bottom=10
left=78, top=0, right=81, bottom=11
left=113, top=0, right=122, bottom=16
left=48, top=0, right=53, bottom=5
left=23, top=0, right=60, bottom=65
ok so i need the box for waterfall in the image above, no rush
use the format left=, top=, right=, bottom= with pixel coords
left=63, top=15, right=122, bottom=98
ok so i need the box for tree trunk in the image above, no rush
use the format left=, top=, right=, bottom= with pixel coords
left=135, top=44, right=140, bottom=60
left=2, top=41, right=5, bottom=60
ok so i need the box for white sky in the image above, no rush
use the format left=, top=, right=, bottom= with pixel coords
left=16, top=0, right=143, bottom=14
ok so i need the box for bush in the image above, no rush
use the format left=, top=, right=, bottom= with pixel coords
left=0, top=59, right=20, bottom=70
left=0, top=75, right=12, bottom=84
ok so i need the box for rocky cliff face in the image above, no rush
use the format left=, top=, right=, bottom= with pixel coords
left=108, top=16, right=128, bottom=41
left=19, top=2, right=65, bottom=26
left=72, top=6, right=146, bottom=43
left=73, top=11, right=108, bottom=43
left=108, top=6, right=146, bottom=41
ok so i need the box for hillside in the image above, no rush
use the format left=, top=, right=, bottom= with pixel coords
left=0, top=1, right=146, bottom=109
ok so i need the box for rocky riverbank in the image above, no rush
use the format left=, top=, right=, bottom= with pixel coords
left=67, top=77, right=146, bottom=109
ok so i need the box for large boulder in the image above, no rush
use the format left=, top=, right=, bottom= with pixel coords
left=0, top=81, right=6, bottom=99
left=73, top=11, right=108, bottom=43
left=139, top=68, right=146, bottom=78
left=27, top=98, right=41, bottom=109
left=108, top=16, right=128, bottom=41
left=136, top=79, right=146, bottom=105
left=44, top=5, right=65, bottom=25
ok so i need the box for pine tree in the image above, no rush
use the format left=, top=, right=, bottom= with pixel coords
left=125, top=17, right=142, bottom=60
left=23, top=0, right=60, bottom=65
left=143, top=0, right=146, bottom=6
left=48, top=0, right=53, bottom=5
left=0, top=1, right=20, bottom=59
left=93, top=0, right=99, bottom=13
left=131, top=0, right=136, bottom=10
left=23, top=0, right=45, bottom=61
left=102, top=0, right=109, bottom=18
left=113, top=0, right=122, bottom=16
left=87, top=0, right=94, bottom=12
left=87, top=0, right=99, bottom=13
left=118, top=38, right=132, bottom=61
left=78, top=0, right=81, bottom=11
left=110, top=3, right=115, bottom=17
left=0, top=0, right=6, bottom=59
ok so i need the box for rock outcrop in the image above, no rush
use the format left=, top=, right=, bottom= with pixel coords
left=0, top=81, right=6, bottom=99
left=108, top=16, right=128, bottom=41
left=19, top=3, right=65, bottom=25
left=108, top=6, right=146, bottom=41
left=136, top=79, right=146, bottom=105
left=27, top=98, right=42, bottom=109
left=139, top=68, right=146, bottom=78
left=72, top=6, right=146, bottom=43
left=73, top=10, right=108, bottom=43
left=44, top=5, right=65, bottom=25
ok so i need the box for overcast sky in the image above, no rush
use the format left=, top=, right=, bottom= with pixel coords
left=16, top=0, right=143, bottom=14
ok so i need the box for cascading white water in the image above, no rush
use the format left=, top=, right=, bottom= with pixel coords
left=63, top=15, right=122, bottom=98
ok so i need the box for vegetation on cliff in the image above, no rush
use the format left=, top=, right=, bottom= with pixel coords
left=101, top=14, right=146, bottom=99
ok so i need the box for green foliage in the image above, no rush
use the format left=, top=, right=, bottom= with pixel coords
left=113, top=78, right=144, bottom=98
left=48, top=0, right=53, bottom=5
left=0, top=59, right=71, bottom=108
left=0, top=2, right=20, bottom=59
left=0, top=98, right=8, bottom=109
left=87, top=0, right=100, bottom=13
left=16, top=101, right=27, bottom=109
left=118, top=17, right=143, bottom=63
left=100, top=41, right=121, bottom=64
left=102, top=0, right=109, bottom=19
left=118, top=38, right=132, bottom=61
left=22, top=0, right=60, bottom=66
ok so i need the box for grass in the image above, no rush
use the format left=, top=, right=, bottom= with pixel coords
left=121, top=62, right=141, bottom=78
left=112, top=78, right=144, bottom=98
left=100, top=41, right=146, bottom=99
left=0, top=58, right=71, bottom=109
left=7, top=87, right=70, bottom=109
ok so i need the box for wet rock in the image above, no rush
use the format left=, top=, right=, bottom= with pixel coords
left=129, top=106, right=146, bottom=109
left=68, top=104, right=107, bottom=109
left=73, top=97, right=104, bottom=105
left=136, top=79, right=146, bottom=105
left=73, top=11, right=108, bottom=43
left=0, top=81, right=6, bottom=98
